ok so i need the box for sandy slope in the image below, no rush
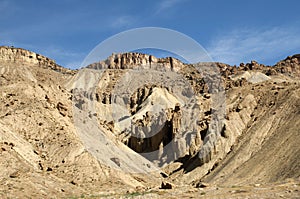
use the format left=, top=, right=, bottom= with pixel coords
left=0, top=48, right=299, bottom=198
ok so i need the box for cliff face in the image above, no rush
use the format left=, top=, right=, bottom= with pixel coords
left=0, top=46, right=74, bottom=74
left=86, top=51, right=300, bottom=79
left=85, top=51, right=300, bottom=168
left=1, top=46, right=299, bottom=198
left=87, top=52, right=184, bottom=71
left=274, top=54, right=300, bottom=76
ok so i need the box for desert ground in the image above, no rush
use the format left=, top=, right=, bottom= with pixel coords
left=0, top=46, right=299, bottom=198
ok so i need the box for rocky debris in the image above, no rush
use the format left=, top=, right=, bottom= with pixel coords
left=110, top=157, right=121, bottom=167
left=160, top=181, right=173, bottom=189
left=71, top=88, right=87, bottom=110
left=180, top=65, right=208, bottom=94
left=194, top=181, right=209, bottom=188
left=57, top=102, right=68, bottom=117
left=160, top=172, right=169, bottom=178
left=46, top=167, right=53, bottom=172
left=235, top=77, right=248, bottom=86
left=129, top=85, right=155, bottom=114
left=243, top=60, right=265, bottom=71
left=9, top=171, right=20, bottom=178
left=274, top=54, right=300, bottom=76
left=215, top=55, right=300, bottom=82
left=1, top=46, right=300, bottom=198
left=229, top=71, right=271, bottom=85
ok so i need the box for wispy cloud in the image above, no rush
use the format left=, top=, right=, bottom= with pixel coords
left=0, top=0, right=18, bottom=18
left=207, top=26, right=300, bottom=65
left=110, top=15, right=136, bottom=29
left=64, top=60, right=83, bottom=69
left=1, top=39, right=83, bottom=69
left=39, top=46, right=85, bottom=69
left=156, top=0, right=186, bottom=14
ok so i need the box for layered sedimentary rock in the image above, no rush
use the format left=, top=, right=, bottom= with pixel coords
left=87, top=52, right=184, bottom=71
left=86, top=52, right=300, bottom=168
left=0, top=46, right=74, bottom=74
left=1, top=46, right=300, bottom=198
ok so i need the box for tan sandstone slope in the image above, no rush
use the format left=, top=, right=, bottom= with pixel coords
left=0, top=46, right=299, bottom=198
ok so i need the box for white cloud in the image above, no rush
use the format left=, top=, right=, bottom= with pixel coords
left=110, top=16, right=135, bottom=29
left=64, top=60, right=83, bottom=69
left=207, top=26, right=300, bottom=65
left=38, top=46, right=85, bottom=69
left=156, top=0, right=186, bottom=14
left=42, top=47, right=80, bottom=58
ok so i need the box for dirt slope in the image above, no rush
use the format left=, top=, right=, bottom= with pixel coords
left=0, top=49, right=161, bottom=198
left=0, top=46, right=299, bottom=198
left=203, top=77, right=300, bottom=185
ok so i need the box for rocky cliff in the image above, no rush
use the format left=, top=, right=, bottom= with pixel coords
left=87, top=52, right=184, bottom=71
left=0, top=47, right=299, bottom=198
left=0, top=46, right=74, bottom=74
left=83, top=51, right=300, bottom=168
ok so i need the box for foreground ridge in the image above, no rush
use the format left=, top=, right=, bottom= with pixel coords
left=0, top=46, right=75, bottom=74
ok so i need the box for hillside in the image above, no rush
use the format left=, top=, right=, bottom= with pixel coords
left=0, top=46, right=299, bottom=198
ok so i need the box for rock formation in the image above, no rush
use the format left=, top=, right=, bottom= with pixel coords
left=87, top=52, right=184, bottom=71
left=274, top=54, right=300, bottom=76
left=0, top=46, right=75, bottom=74
left=0, top=46, right=299, bottom=198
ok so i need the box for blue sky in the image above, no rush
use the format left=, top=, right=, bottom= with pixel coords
left=1, top=0, right=300, bottom=69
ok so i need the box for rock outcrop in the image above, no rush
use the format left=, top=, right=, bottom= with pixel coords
left=87, top=52, right=184, bottom=71
left=0, top=46, right=74, bottom=74
left=274, top=54, right=300, bottom=76
left=86, top=52, right=300, bottom=170
left=214, top=54, right=300, bottom=82
left=1, top=46, right=299, bottom=198
left=125, top=103, right=185, bottom=161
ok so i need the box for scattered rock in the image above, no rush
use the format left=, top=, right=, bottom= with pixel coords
left=160, top=172, right=168, bottom=178
left=160, top=181, right=173, bottom=189
left=70, top=180, right=77, bottom=185
left=195, top=182, right=209, bottom=188
left=9, top=171, right=20, bottom=178
left=0, top=46, right=299, bottom=199
left=57, top=102, right=68, bottom=116
left=46, top=167, right=53, bottom=172
left=110, top=157, right=121, bottom=167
